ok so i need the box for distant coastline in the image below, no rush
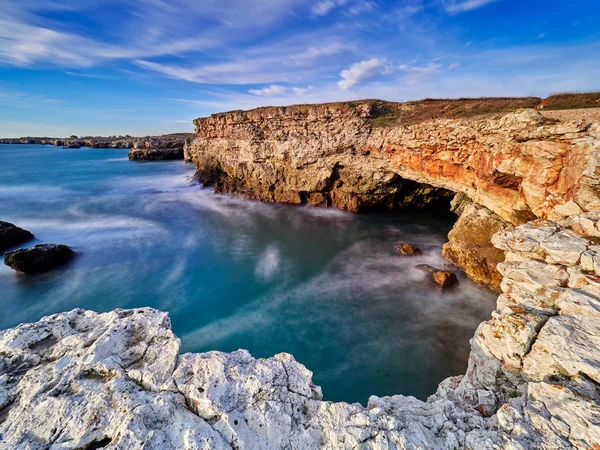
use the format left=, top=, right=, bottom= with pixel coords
left=0, top=132, right=191, bottom=149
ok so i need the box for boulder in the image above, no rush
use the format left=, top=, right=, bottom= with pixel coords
left=395, top=242, right=421, bottom=256
left=416, top=264, right=459, bottom=288
left=4, top=244, right=75, bottom=273
left=128, top=147, right=184, bottom=161
left=442, top=201, right=507, bottom=292
left=433, top=270, right=458, bottom=288
left=0, top=221, right=34, bottom=252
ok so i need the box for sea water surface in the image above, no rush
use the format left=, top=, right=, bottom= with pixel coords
left=0, top=144, right=497, bottom=404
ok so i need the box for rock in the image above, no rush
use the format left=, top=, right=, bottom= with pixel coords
left=0, top=221, right=34, bottom=252
left=4, top=244, right=75, bottom=273
left=433, top=270, right=458, bottom=288
left=185, top=100, right=600, bottom=286
left=395, top=242, right=421, bottom=256
left=0, top=308, right=488, bottom=449
left=186, top=101, right=600, bottom=226
left=128, top=147, right=184, bottom=161
left=442, top=201, right=507, bottom=292
left=416, top=264, right=459, bottom=288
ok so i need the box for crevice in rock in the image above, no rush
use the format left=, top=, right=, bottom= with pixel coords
left=80, top=437, right=111, bottom=450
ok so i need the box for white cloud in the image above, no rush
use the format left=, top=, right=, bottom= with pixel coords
left=337, top=58, right=392, bottom=91
left=292, top=85, right=315, bottom=95
left=448, top=62, right=460, bottom=70
left=249, top=85, right=289, bottom=96
left=442, top=0, right=499, bottom=14
left=312, top=0, right=347, bottom=16
left=399, top=62, right=444, bottom=85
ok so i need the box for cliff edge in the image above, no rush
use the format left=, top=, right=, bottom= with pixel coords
left=185, top=96, right=600, bottom=290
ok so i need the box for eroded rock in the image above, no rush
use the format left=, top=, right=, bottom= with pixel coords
left=0, top=221, right=34, bottom=252
left=4, top=244, right=75, bottom=273
left=395, top=242, right=422, bottom=256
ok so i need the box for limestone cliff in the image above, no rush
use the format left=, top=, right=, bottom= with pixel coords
left=185, top=98, right=600, bottom=289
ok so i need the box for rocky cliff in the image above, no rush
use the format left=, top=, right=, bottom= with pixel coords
left=185, top=97, right=600, bottom=290
left=2, top=98, right=600, bottom=449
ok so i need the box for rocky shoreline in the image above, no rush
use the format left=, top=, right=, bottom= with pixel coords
left=0, top=133, right=191, bottom=160
left=184, top=98, right=600, bottom=291
left=1, top=217, right=599, bottom=448
left=1, top=96, right=600, bottom=448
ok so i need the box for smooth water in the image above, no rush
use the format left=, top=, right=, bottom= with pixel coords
left=0, top=144, right=496, bottom=404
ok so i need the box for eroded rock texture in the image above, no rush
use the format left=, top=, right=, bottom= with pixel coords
left=1, top=215, right=599, bottom=449
left=128, top=136, right=187, bottom=161
left=185, top=102, right=600, bottom=225
left=185, top=101, right=600, bottom=288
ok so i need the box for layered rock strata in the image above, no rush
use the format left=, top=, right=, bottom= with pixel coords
left=185, top=101, right=600, bottom=288
left=128, top=137, right=186, bottom=161
left=1, top=218, right=599, bottom=449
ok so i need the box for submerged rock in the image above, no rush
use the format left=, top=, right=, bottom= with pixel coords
left=416, top=264, right=459, bottom=288
left=395, top=242, right=421, bottom=256
left=4, top=244, right=75, bottom=273
left=0, top=221, right=34, bottom=252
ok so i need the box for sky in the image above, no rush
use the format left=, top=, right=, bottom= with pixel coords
left=1, top=0, right=599, bottom=137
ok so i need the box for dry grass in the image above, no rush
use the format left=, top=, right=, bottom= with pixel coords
left=539, top=92, right=600, bottom=110
left=368, top=97, right=542, bottom=127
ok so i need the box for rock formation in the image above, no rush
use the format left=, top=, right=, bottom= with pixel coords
left=4, top=244, right=75, bottom=274
left=128, top=137, right=186, bottom=161
left=185, top=98, right=600, bottom=288
left=1, top=216, right=599, bottom=449
left=0, top=133, right=191, bottom=150
left=0, top=221, right=34, bottom=252
left=442, top=196, right=507, bottom=291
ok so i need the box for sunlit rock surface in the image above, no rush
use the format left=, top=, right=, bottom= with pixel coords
left=1, top=215, right=600, bottom=449
left=185, top=100, right=600, bottom=285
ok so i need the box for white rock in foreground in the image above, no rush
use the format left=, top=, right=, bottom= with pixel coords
left=1, top=217, right=600, bottom=449
left=0, top=308, right=489, bottom=450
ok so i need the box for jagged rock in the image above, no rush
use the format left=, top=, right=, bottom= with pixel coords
left=442, top=201, right=508, bottom=292
left=0, top=308, right=495, bottom=449
left=185, top=101, right=600, bottom=286
left=128, top=147, right=184, bottom=161
left=0, top=221, right=34, bottom=252
left=433, top=270, right=458, bottom=288
left=4, top=244, right=75, bottom=273
left=395, top=242, right=421, bottom=256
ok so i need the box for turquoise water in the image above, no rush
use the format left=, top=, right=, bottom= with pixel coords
left=0, top=144, right=496, bottom=404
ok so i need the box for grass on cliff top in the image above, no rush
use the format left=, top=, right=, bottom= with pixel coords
left=366, top=97, right=542, bottom=128
left=366, top=92, right=600, bottom=127
left=540, top=92, right=600, bottom=110
left=209, top=92, right=600, bottom=128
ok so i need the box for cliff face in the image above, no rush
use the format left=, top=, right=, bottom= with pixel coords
left=186, top=101, right=600, bottom=225
left=185, top=100, right=600, bottom=290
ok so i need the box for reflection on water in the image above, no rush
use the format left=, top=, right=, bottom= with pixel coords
left=0, top=144, right=497, bottom=404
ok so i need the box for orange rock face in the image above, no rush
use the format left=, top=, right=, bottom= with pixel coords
left=186, top=101, right=600, bottom=225
left=185, top=100, right=600, bottom=287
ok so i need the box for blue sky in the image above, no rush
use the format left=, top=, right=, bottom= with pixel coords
left=1, top=0, right=599, bottom=137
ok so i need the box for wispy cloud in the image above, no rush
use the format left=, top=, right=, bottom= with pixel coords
left=442, top=0, right=499, bottom=14
left=338, top=58, right=393, bottom=90
left=248, top=85, right=289, bottom=96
